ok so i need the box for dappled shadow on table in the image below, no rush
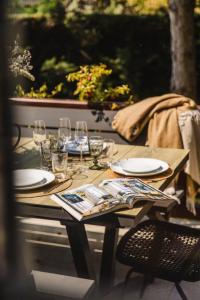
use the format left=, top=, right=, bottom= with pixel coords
left=14, top=148, right=40, bottom=169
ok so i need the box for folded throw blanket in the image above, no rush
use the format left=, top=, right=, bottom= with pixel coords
left=178, top=110, right=200, bottom=215
left=112, top=93, right=198, bottom=214
left=112, top=93, right=196, bottom=149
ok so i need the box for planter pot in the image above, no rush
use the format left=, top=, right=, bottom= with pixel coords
left=10, top=98, right=128, bottom=144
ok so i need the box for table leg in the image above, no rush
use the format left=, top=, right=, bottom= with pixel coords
left=99, top=225, right=119, bottom=292
left=64, top=223, right=96, bottom=280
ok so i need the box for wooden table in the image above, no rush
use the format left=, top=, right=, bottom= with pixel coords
left=15, top=138, right=189, bottom=292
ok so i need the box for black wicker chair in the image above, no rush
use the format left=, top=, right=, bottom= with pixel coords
left=116, top=220, right=200, bottom=300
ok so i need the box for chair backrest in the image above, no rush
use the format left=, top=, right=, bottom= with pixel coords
left=116, top=220, right=200, bottom=282
left=12, top=123, right=21, bottom=149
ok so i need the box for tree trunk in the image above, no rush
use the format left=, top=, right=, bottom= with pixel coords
left=168, top=0, right=197, bottom=101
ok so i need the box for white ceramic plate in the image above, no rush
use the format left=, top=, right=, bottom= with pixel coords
left=66, top=141, right=90, bottom=154
left=110, top=159, right=169, bottom=177
left=121, top=158, right=166, bottom=174
left=14, top=169, right=44, bottom=187
left=14, top=169, right=55, bottom=190
left=66, top=141, right=106, bottom=155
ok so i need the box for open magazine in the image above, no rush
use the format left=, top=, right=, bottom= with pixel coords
left=51, top=178, right=173, bottom=221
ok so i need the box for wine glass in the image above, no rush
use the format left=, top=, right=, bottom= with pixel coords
left=33, top=120, right=46, bottom=168
left=74, top=121, right=88, bottom=164
left=89, top=136, right=104, bottom=170
left=58, top=117, right=71, bottom=151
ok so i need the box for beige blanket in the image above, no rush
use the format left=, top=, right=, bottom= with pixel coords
left=178, top=110, right=200, bottom=215
left=112, top=93, right=198, bottom=214
left=112, top=93, right=196, bottom=148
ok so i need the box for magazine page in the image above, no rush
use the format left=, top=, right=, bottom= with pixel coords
left=99, top=180, right=138, bottom=205
left=100, top=178, right=172, bottom=205
left=57, top=184, right=117, bottom=215
left=51, top=178, right=173, bottom=221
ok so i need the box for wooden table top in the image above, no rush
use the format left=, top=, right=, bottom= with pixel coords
left=15, top=138, right=189, bottom=220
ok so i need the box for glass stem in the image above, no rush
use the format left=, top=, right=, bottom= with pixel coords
left=80, top=144, right=83, bottom=163
left=39, top=143, right=43, bottom=168
left=94, top=156, right=98, bottom=167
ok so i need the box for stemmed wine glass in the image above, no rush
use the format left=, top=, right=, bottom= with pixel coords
left=33, top=120, right=46, bottom=168
left=89, top=136, right=104, bottom=170
left=74, top=121, right=88, bottom=164
left=58, top=117, right=71, bottom=151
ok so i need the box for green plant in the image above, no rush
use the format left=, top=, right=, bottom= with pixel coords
left=36, top=0, right=65, bottom=24
left=66, top=63, right=134, bottom=109
left=15, top=82, right=63, bottom=99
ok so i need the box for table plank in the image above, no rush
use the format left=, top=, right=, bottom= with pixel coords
left=94, top=145, right=189, bottom=190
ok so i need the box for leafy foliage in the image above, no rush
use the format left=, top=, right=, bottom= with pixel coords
left=67, top=63, right=134, bottom=108
left=10, top=0, right=168, bottom=17
left=15, top=82, right=63, bottom=99
left=10, top=12, right=173, bottom=100
left=10, top=0, right=66, bottom=24
left=37, top=0, right=65, bottom=24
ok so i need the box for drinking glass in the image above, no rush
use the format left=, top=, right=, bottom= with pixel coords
left=65, top=157, right=83, bottom=179
left=58, top=117, right=71, bottom=151
left=40, top=139, right=52, bottom=170
left=89, top=136, right=104, bottom=170
left=41, top=137, right=57, bottom=170
left=33, top=120, right=46, bottom=168
left=100, top=138, right=116, bottom=168
left=74, top=121, right=88, bottom=164
left=52, top=151, right=68, bottom=179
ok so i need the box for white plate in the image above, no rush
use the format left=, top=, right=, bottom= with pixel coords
left=121, top=158, right=165, bottom=174
left=110, top=159, right=169, bottom=177
left=14, top=169, right=55, bottom=191
left=66, top=141, right=106, bottom=155
left=66, top=141, right=90, bottom=154
left=14, top=169, right=44, bottom=187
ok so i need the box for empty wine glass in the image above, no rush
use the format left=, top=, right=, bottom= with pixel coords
left=89, top=136, right=104, bottom=170
left=33, top=120, right=47, bottom=168
left=58, top=117, right=71, bottom=150
left=74, top=121, right=88, bottom=164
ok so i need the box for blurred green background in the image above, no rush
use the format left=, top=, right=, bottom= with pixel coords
left=8, top=0, right=200, bottom=101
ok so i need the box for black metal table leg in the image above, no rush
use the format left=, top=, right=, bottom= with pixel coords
left=99, top=225, right=119, bottom=292
left=65, top=223, right=97, bottom=281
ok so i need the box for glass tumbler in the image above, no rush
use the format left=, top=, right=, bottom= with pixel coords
left=89, top=136, right=104, bottom=170
left=100, top=138, right=116, bottom=168
left=41, top=139, right=52, bottom=170
left=52, top=152, right=68, bottom=178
